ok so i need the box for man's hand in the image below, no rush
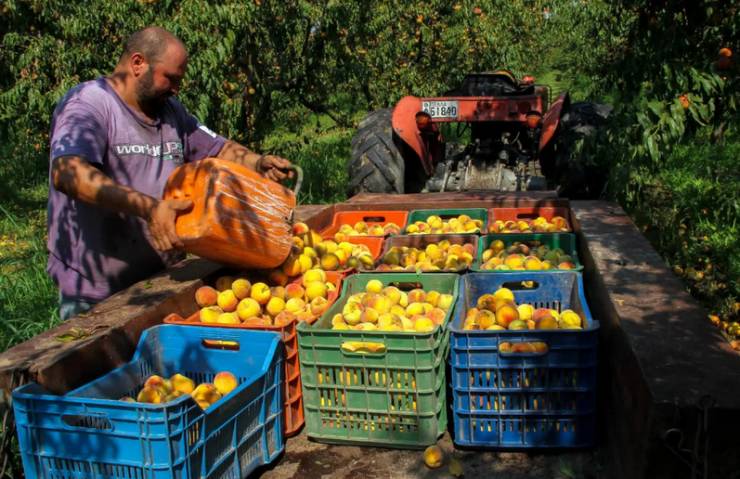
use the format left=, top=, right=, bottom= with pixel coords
left=257, top=155, right=294, bottom=182
left=146, top=198, right=193, bottom=251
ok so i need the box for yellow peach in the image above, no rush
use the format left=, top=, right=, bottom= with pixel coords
left=302, top=268, right=326, bottom=286
left=231, top=279, right=251, bottom=300
left=214, top=372, right=238, bottom=396
left=366, top=279, right=383, bottom=294
left=266, top=297, right=285, bottom=317
left=191, top=383, right=222, bottom=409
left=217, top=289, right=238, bottom=312
left=285, top=297, right=306, bottom=313
left=236, top=298, right=261, bottom=321
left=438, top=294, right=454, bottom=311
left=216, top=312, right=240, bottom=324
left=250, top=282, right=271, bottom=305
left=305, top=281, right=328, bottom=300
left=200, top=306, right=223, bottom=323
left=170, top=373, right=195, bottom=394
left=136, top=386, right=163, bottom=404
left=309, top=296, right=329, bottom=316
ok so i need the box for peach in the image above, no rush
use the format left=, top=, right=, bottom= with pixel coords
left=476, top=309, right=496, bottom=329
left=406, top=302, right=425, bottom=317
left=191, top=383, right=222, bottom=409
left=268, top=269, right=289, bottom=286
left=285, top=283, right=305, bottom=300
left=195, top=286, right=218, bottom=307
left=369, top=295, right=391, bottom=314
left=302, top=268, right=326, bottom=286
left=511, top=342, right=536, bottom=353
left=217, top=289, right=238, bottom=312
left=266, top=297, right=285, bottom=317
left=438, top=294, right=454, bottom=311
left=366, top=279, right=383, bottom=294
left=499, top=341, right=513, bottom=353
left=216, top=312, right=240, bottom=324
left=476, top=294, right=497, bottom=311
left=213, top=371, right=239, bottom=396
left=415, top=316, right=435, bottom=332
left=382, top=286, right=401, bottom=304
left=343, top=304, right=363, bottom=325
left=495, top=303, right=519, bottom=328
left=424, top=445, right=443, bottom=469
left=560, top=309, right=582, bottom=328
left=214, top=276, right=235, bottom=292
left=273, top=311, right=295, bottom=327
left=136, top=386, right=163, bottom=404
left=298, top=254, right=313, bottom=273
left=425, top=290, right=441, bottom=307
left=250, top=282, right=271, bottom=304
left=558, top=261, right=575, bottom=270
left=407, top=289, right=426, bottom=303
left=536, top=315, right=559, bottom=330
left=282, top=255, right=302, bottom=276
left=236, top=298, right=261, bottom=321
left=292, top=222, right=310, bottom=236
left=486, top=324, right=506, bottom=330
left=524, top=256, right=543, bottom=270
left=426, top=307, right=446, bottom=326
left=504, top=254, right=525, bottom=269
left=170, top=373, right=195, bottom=394
left=120, top=396, right=136, bottom=403
left=309, top=296, right=329, bottom=316
left=231, top=279, right=251, bottom=300
left=294, top=310, right=315, bottom=323
left=270, top=286, right=286, bottom=300
left=144, top=375, right=170, bottom=392
left=200, top=306, right=223, bottom=323
left=532, top=308, right=553, bottom=323
left=360, top=308, right=379, bottom=324
left=517, top=304, right=534, bottom=321
left=305, top=281, right=328, bottom=301
left=285, top=297, right=306, bottom=314
left=493, top=287, right=515, bottom=303
left=508, top=319, right=528, bottom=330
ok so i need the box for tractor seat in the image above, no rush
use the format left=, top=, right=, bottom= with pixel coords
left=446, top=72, right=535, bottom=97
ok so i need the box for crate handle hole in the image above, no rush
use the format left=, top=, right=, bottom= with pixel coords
left=501, top=281, right=540, bottom=290
left=201, top=339, right=240, bottom=351
left=515, top=212, right=541, bottom=220
left=362, top=216, right=387, bottom=223
left=62, top=414, right=113, bottom=431
left=389, top=281, right=423, bottom=291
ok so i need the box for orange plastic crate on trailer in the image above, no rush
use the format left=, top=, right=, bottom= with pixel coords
left=164, top=271, right=343, bottom=436
left=318, top=210, right=408, bottom=238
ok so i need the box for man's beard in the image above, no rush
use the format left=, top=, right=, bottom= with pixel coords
left=136, top=67, right=169, bottom=112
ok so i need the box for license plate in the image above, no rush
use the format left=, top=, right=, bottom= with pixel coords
left=421, top=100, right=458, bottom=119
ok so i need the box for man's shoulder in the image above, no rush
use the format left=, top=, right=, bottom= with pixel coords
left=57, top=78, right=116, bottom=113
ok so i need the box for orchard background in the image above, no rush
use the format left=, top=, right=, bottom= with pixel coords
left=0, top=0, right=737, bottom=355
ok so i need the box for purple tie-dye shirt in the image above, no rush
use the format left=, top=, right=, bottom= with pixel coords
left=47, top=77, right=226, bottom=302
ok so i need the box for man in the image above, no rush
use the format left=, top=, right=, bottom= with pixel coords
left=47, top=26, right=292, bottom=320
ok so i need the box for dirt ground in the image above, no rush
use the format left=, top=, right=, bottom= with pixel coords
left=254, top=430, right=605, bottom=479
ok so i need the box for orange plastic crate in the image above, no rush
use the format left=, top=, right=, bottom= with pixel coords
left=487, top=207, right=572, bottom=233
left=319, top=210, right=408, bottom=238
left=333, top=236, right=385, bottom=274
left=163, top=271, right=343, bottom=436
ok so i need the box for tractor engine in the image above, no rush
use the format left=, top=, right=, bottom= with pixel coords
left=424, top=120, right=546, bottom=192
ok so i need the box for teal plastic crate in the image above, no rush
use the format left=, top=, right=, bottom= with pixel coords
left=297, top=272, right=459, bottom=448
left=13, top=325, right=283, bottom=479
left=405, top=208, right=488, bottom=234
left=473, top=233, right=582, bottom=272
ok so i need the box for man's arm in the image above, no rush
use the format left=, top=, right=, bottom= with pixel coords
left=216, top=140, right=293, bottom=182
left=51, top=155, right=192, bottom=251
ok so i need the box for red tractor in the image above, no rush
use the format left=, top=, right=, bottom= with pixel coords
left=349, top=71, right=610, bottom=196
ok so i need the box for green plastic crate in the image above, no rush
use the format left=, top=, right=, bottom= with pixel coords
left=473, top=233, right=583, bottom=272
left=405, top=208, right=488, bottom=234
left=297, top=273, right=459, bottom=448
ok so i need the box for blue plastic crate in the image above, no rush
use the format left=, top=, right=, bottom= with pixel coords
left=13, top=325, right=284, bottom=479
left=448, top=272, right=599, bottom=448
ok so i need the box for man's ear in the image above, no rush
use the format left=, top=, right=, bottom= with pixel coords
left=130, top=53, right=147, bottom=77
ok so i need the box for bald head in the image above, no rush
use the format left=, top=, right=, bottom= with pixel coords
left=119, top=27, right=186, bottom=65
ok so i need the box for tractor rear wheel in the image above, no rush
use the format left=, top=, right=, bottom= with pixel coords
left=348, top=108, right=405, bottom=196
left=551, top=102, right=612, bottom=198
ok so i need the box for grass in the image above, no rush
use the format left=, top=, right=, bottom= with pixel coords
left=0, top=183, right=61, bottom=351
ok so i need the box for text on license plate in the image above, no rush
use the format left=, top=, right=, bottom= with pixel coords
left=421, top=101, right=458, bottom=119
